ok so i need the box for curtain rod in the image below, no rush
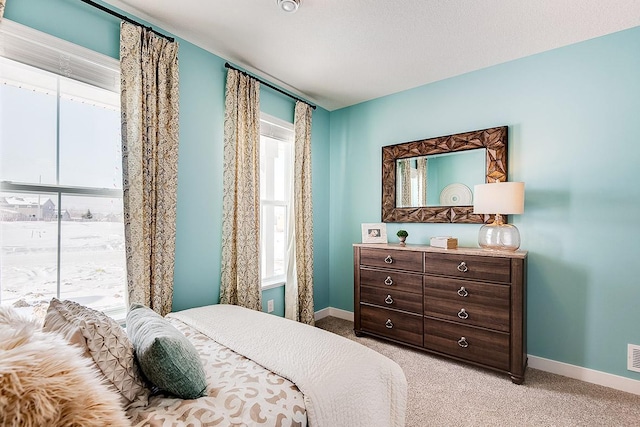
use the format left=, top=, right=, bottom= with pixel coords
left=79, top=0, right=175, bottom=43
left=225, top=63, right=316, bottom=110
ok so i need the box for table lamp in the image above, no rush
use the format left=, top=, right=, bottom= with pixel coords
left=473, top=182, right=525, bottom=251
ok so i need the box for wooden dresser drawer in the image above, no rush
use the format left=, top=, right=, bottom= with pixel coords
left=361, top=285, right=422, bottom=314
left=361, top=248, right=423, bottom=272
left=424, top=319, right=509, bottom=370
left=361, top=305, right=423, bottom=347
left=424, top=253, right=511, bottom=283
left=360, top=268, right=422, bottom=294
left=424, top=277, right=510, bottom=332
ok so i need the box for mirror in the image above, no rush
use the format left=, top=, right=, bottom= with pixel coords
left=396, top=149, right=486, bottom=208
left=382, top=126, right=507, bottom=223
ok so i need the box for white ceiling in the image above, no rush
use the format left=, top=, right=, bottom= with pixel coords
left=102, top=0, right=640, bottom=111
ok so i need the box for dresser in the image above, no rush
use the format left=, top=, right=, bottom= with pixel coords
left=353, top=243, right=527, bottom=384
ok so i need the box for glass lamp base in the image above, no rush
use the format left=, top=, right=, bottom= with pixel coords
left=478, top=222, right=521, bottom=251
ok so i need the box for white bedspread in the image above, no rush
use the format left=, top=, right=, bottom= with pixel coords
left=168, top=304, right=407, bottom=427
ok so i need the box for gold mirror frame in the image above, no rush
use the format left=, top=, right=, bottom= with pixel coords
left=381, top=126, right=508, bottom=223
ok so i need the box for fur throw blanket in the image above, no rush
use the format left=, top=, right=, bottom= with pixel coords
left=0, top=306, right=130, bottom=427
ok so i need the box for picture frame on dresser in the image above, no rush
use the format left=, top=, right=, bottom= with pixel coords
left=361, top=223, right=388, bottom=244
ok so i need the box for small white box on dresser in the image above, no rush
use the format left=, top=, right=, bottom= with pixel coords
left=430, top=236, right=458, bottom=249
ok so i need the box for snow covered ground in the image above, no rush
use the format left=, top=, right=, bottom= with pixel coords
left=1, top=220, right=126, bottom=319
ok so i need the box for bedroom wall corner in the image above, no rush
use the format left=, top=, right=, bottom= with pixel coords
left=327, top=26, right=640, bottom=383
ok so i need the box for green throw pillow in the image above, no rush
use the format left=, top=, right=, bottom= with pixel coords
left=126, top=304, right=207, bottom=399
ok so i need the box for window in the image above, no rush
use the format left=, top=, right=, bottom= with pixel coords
left=260, top=114, right=293, bottom=289
left=0, top=21, right=125, bottom=320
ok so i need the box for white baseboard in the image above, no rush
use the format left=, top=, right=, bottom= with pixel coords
left=313, top=307, right=640, bottom=396
left=314, top=307, right=354, bottom=322
left=528, top=355, right=640, bottom=395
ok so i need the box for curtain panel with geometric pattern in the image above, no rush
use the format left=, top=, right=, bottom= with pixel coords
left=120, top=22, right=180, bottom=316
left=285, top=101, right=315, bottom=325
left=219, top=69, right=262, bottom=311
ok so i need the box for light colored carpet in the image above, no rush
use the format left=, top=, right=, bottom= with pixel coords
left=315, top=316, right=640, bottom=427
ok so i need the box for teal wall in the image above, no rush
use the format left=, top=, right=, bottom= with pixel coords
left=4, top=0, right=331, bottom=315
left=329, top=27, right=640, bottom=380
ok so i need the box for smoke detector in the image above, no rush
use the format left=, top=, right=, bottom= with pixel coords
left=277, top=0, right=300, bottom=13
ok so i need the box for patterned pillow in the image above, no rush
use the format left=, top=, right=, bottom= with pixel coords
left=127, top=304, right=207, bottom=399
left=43, top=298, right=149, bottom=408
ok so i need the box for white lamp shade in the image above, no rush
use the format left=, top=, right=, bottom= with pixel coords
left=473, top=182, right=525, bottom=215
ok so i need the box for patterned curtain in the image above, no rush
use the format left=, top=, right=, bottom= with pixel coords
left=219, top=69, right=262, bottom=311
left=0, top=0, right=5, bottom=20
left=399, top=159, right=412, bottom=207
left=285, top=101, right=314, bottom=325
left=120, top=22, right=179, bottom=316
left=417, top=157, right=427, bottom=206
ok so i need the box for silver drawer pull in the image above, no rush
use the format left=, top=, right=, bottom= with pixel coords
left=385, top=295, right=394, bottom=305
left=385, top=319, right=394, bottom=329
left=457, top=308, right=469, bottom=319
left=384, top=255, right=394, bottom=264
left=458, top=337, right=469, bottom=348
left=384, top=276, right=393, bottom=286
left=457, top=286, right=468, bottom=297
left=457, top=261, right=468, bottom=273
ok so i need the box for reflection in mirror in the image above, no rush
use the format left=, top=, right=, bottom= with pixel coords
left=395, top=150, right=486, bottom=208
left=396, top=156, right=427, bottom=207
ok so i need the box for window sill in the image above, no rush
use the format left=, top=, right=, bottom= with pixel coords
left=262, top=279, right=285, bottom=291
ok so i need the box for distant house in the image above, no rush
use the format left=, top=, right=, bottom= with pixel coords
left=55, top=210, right=72, bottom=221
left=0, top=197, right=56, bottom=221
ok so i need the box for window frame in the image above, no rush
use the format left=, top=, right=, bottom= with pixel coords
left=259, top=113, right=294, bottom=290
left=0, top=20, right=125, bottom=319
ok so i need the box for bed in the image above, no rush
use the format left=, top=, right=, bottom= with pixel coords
left=129, top=304, right=408, bottom=427
left=126, top=312, right=308, bottom=426
left=10, top=300, right=407, bottom=427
